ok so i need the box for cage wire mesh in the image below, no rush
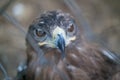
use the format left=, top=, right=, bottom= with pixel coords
left=0, top=0, right=120, bottom=80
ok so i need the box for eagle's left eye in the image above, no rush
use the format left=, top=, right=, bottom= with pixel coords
left=67, top=24, right=74, bottom=32
left=66, top=23, right=76, bottom=36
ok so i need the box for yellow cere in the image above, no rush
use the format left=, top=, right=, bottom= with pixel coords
left=38, top=40, right=56, bottom=47
left=66, top=36, right=76, bottom=46
left=38, top=41, right=46, bottom=46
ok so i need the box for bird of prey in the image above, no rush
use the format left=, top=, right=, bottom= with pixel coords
left=17, top=10, right=120, bottom=80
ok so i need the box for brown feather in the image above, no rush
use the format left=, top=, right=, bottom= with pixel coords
left=21, top=10, right=120, bottom=80
left=24, top=38, right=120, bottom=80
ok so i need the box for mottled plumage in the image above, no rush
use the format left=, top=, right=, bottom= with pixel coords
left=17, top=10, right=120, bottom=80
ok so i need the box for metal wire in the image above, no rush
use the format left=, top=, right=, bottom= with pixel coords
left=0, top=0, right=15, bottom=15
left=63, top=0, right=120, bottom=64
left=0, top=1, right=68, bottom=80
left=63, top=0, right=110, bottom=46
left=63, top=0, right=95, bottom=41
left=0, top=63, right=11, bottom=80
left=0, top=0, right=45, bottom=79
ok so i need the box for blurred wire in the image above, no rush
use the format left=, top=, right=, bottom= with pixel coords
left=0, top=0, right=46, bottom=57
left=0, top=1, right=72, bottom=79
left=63, top=0, right=95, bottom=41
left=1, top=7, right=46, bottom=62
left=0, top=0, right=47, bottom=79
left=2, top=12, right=27, bottom=35
left=63, top=0, right=120, bottom=64
left=63, top=0, right=108, bottom=46
left=0, top=63, right=11, bottom=80
left=0, top=0, right=15, bottom=15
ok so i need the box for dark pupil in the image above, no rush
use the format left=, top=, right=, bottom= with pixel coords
left=68, top=24, right=74, bottom=32
left=36, top=29, right=46, bottom=37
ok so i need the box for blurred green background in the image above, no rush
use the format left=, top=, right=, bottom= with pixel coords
left=0, top=0, right=120, bottom=79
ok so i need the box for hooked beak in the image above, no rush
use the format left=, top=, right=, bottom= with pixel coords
left=56, top=34, right=66, bottom=58
left=38, top=27, right=67, bottom=58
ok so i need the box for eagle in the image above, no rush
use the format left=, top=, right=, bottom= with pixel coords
left=16, top=10, right=120, bottom=80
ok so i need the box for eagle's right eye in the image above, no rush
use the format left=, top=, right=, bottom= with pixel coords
left=35, top=29, right=46, bottom=37
left=33, top=28, right=47, bottom=42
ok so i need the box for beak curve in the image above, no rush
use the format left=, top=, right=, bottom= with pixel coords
left=56, top=34, right=66, bottom=58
